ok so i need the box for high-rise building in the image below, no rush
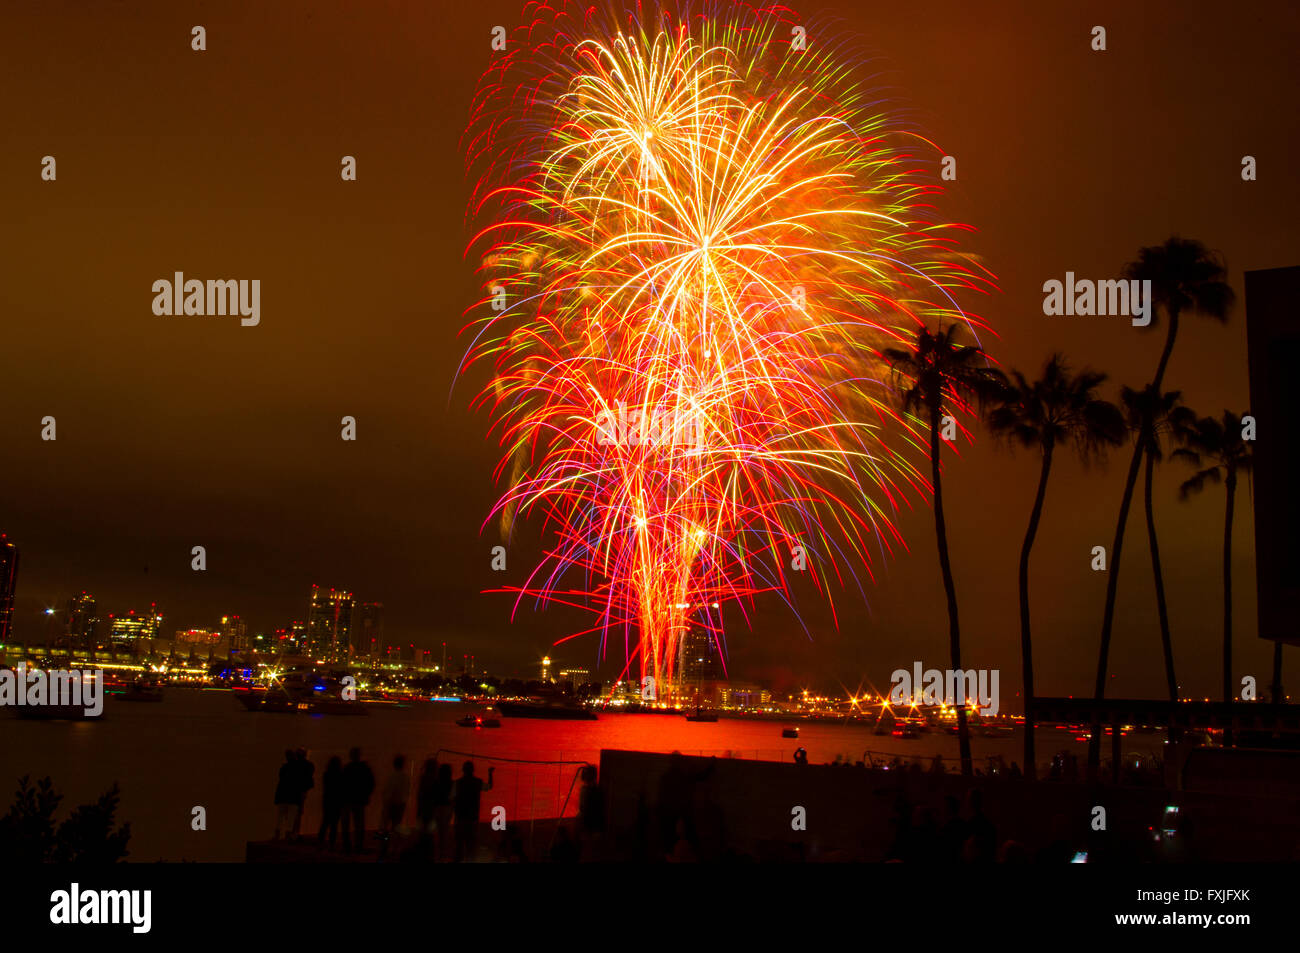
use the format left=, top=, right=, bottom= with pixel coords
left=109, top=604, right=163, bottom=650
left=677, top=606, right=725, bottom=703
left=220, top=615, right=248, bottom=654
left=540, top=655, right=553, bottom=682
left=679, top=621, right=723, bottom=682
left=356, top=602, right=384, bottom=658
left=1246, top=266, right=1300, bottom=647
left=66, top=591, right=98, bottom=649
left=306, top=586, right=354, bottom=660
left=0, top=535, right=17, bottom=645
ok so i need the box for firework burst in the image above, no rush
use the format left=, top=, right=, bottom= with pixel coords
left=459, top=0, right=995, bottom=697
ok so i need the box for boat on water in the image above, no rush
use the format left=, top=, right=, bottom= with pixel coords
left=497, top=698, right=597, bottom=720
left=685, top=707, right=718, bottom=722
left=236, top=689, right=368, bottom=715
left=117, top=677, right=164, bottom=703
left=873, top=711, right=906, bottom=734
left=457, top=708, right=502, bottom=728
left=890, top=718, right=925, bottom=739
left=235, top=670, right=368, bottom=715
left=781, top=727, right=799, bottom=738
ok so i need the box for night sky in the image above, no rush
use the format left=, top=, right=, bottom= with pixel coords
left=2, top=0, right=1296, bottom=700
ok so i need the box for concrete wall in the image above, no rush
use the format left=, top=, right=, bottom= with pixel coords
left=598, top=749, right=1300, bottom=862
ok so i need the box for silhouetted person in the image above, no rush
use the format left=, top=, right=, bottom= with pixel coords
left=292, top=748, right=314, bottom=838
left=792, top=748, right=808, bottom=766
left=273, top=749, right=297, bottom=840
left=655, top=752, right=717, bottom=856
left=340, top=747, right=375, bottom=853
left=666, top=818, right=697, bottom=863
left=382, top=755, right=409, bottom=833
left=577, top=765, right=605, bottom=837
left=433, top=763, right=454, bottom=861
left=317, top=756, right=344, bottom=850
left=937, top=795, right=966, bottom=862
left=962, top=789, right=996, bottom=863
left=377, top=754, right=409, bottom=860
left=452, top=761, right=494, bottom=862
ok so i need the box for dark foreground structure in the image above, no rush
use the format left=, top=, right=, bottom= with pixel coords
left=248, top=741, right=1300, bottom=862
left=595, top=747, right=1300, bottom=862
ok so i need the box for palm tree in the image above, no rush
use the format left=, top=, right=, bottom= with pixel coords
left=885, top=324, right=1007, bottom=777
left=1088, top=238, right=1234, bottom=776
left=988, top=355, right=1124, bottom=780
left=1173, top=410, right=1253, bottom=709
left=1122, top=386, right=1193, bottom=711
left=1126, top=237, right=1236, bottom=397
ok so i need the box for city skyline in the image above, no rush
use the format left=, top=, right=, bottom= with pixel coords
left=0, top=545, right=610, bottom=676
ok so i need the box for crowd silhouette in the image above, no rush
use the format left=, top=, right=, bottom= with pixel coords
left=269, top=747, right=605, bottom=862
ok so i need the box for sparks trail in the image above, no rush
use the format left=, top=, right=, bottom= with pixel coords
left=459, top=0, right=996, bottom=696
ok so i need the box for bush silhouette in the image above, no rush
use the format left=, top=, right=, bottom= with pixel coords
left=0, top=775, right=131, bottom=863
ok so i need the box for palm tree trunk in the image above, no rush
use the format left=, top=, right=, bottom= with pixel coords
left=1144, top=449, right=1178, bottom=707
left=1223, top=469, right=1236, bottom=709
left=1090, top=310, right=1180, bottom=777
left=1018, top=444, right=1054, bottom=781
left=1089, top=428, right=1144, bottom=777
left=1151, top=309, right=1180, bottom=394
left=930, top=400, right=972, bottom=776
